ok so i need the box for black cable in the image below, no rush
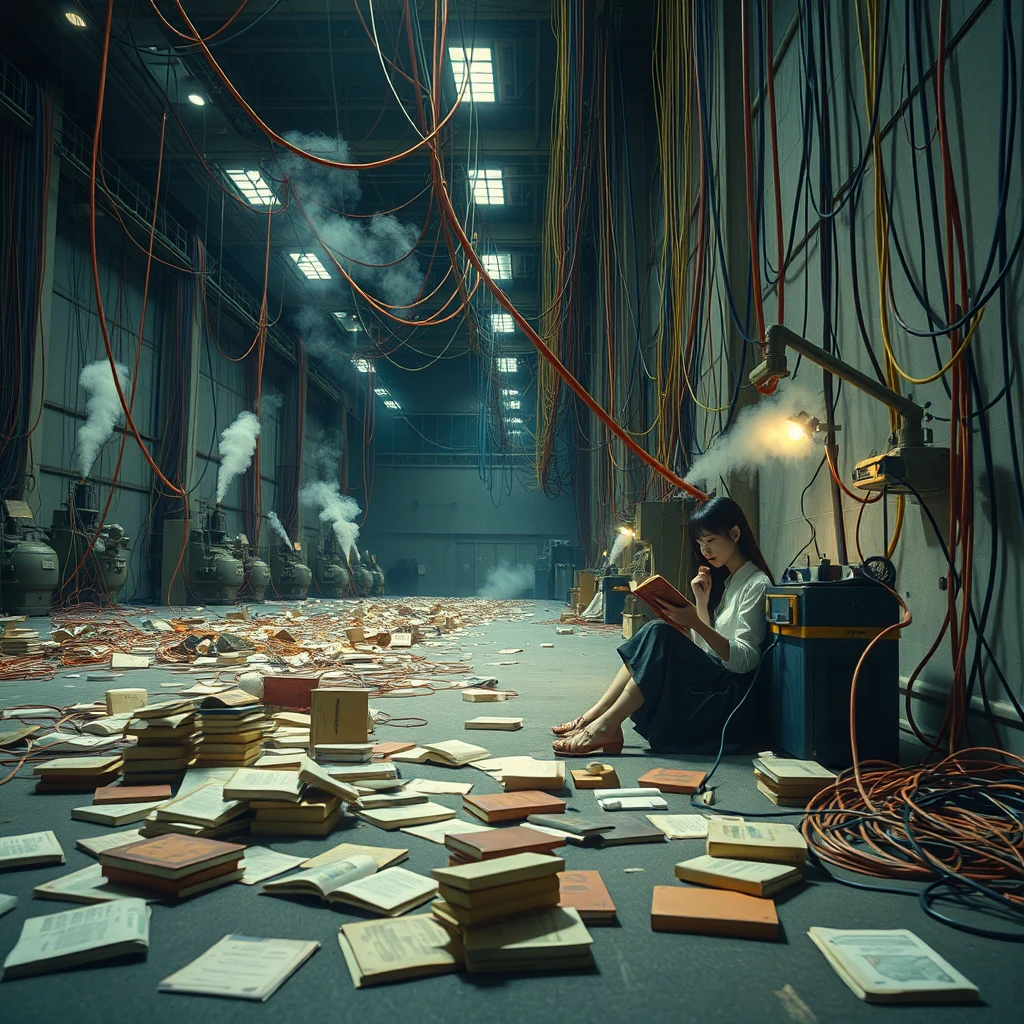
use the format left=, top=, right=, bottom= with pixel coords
left=786, top=454, right=827, bottom=569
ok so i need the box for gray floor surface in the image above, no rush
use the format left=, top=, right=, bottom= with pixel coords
left=0, top=599, right=1020, bottom=1022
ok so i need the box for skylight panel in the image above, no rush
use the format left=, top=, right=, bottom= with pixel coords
left=383, top=400, right=400, bottom=410
left=482, top=253, right=512, bottom=279
left=496, top=356, right=518, bottom=372
left=449, top=46, right=496, bottom=103
left=492, top=314, right=514, bottom=334
left=352, top=359, right=374, bottom=373
left=505, top=400, right=521, bottom=410
left=374, top=387, right=389, bottom=396
left=226, top=169, right=277, bottom=206
left=290, top=252, right=331, bottom=280
left=469, top=168, right=505, bottom=205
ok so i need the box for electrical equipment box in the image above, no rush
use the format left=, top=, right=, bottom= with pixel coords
left=766, top=579, right=900, bottom=767
left=633, top=500, right=689, bottom=596
left=601, top=574, right=631, bottom=625
left=852, top=444, right=950, bottom=494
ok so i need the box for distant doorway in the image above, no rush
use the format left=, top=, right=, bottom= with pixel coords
left=454, top=539, right=540, bottom=597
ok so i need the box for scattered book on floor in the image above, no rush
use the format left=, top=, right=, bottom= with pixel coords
left=372, top=741, right=417, bottom=759
left=464, top=717, right=523, bottom=731
left=97, top=833, right=244, bottom=887
left=807, top=927, right=981, bottom=1004
left=650, top=885, right=778, bottom=940
left=675, top=854, right=802, bottom=898
left=598, top=795, right=668, bottom=812
left=314, top=743, right=374, bottom=764
left=338, top=914, right=463, bottom=988
left=237, top=847, right=306, bottom=886
left=646, top=814, right=710, bottom=840
left=1, top=898, right=150, bottom=979
left=93, top=784, right=173, bottom=805
left=0, top=831, right=65, bottom=870
left=462, top=906, right=594, bottom=974
left=753, top=752, right=836, bottom=787
left=223, top=768, right=303, bottom=802
left=432, top=852, right=564, bottom=892
left=154, top=783, right=249, bottom=829
left=500, top=759, right=566, bottom=792
left=637, top=768, right=706, bottom=794
left=404, top=778, right=474, bottom=797
left=418, top=740, right=492, bottom=766
left=353, top=790, right=426, bottom=810
left=301, top=842, right=408, bottom=871
left=297, top=757, right=361, bottom=804
left=581, top=816, right=667, bottom=847
left=401, top=818, right=495, bottom=845
left=326, top=762, right=399, bottom=783
left=33, top=755, right=123, bottom=793
left=75, top=829, right=145, bottom=859
left=0, top=894, right=16, bottom=917
left=31, top=864, right=155, bottom=905
left=558, top=870, right=617, bottom=924
left=754, top=781, right=814, bottom=807
left=463, top=790, right=566, bottom=824
left=71, top=801, right=169, bottom=827
left=706, top=820, right=808, bottom=865
left=461, top=689, right=516, bottom=702
left=356, top=801, right=456, bottom=831
left=570, top=766, right=621, bottom=789
left=526, top=815, right=612, bottom=837
left=159, top=935, right=320, bottom=1002
left=445, top=825, right=566, bottom=862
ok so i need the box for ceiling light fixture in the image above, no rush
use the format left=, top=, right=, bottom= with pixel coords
left=496, top=356, right=518, bottom=373
left=225, top=169, right=277, bottom=206
left=289, top=252, right=331, bottom=280
left=384, top=400, right=400, bottom=410
left=468, top=168, right=505, bottom=205
left=448, top=46, right=496, bottom=103
left=505, top=400, right=521, bottom=410
left=492, top=313, right=514, bottom=334
left=481, top=253, right=512, bottom=279
left=374, top=387, right=389, bottom=396
left=501, top=389, right=519, bottom=396
left=187, top=93, right=205, bottom=107
left=65, top=11, right=87, bottom=28
left=352, top=359, right=374, bottom=373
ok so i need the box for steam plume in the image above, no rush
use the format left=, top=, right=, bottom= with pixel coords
left=479, top=563, right=535, bottom=600
left=309, top=428, right=342, bottom=483
left=267, top=511, right=294, bottom=550
left=76, top=360, right=129, bottom=479
left=299, top=479, right=361, bottom=557
left=684, top=383, right=820, bottom=487
left=609, top=531, right=631, bottom=564
left=216, top=411, right=261, bottom=503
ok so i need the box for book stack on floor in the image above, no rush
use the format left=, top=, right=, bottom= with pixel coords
left=139, top=781, right=252, bottom=839
left=314, top=742, right=374, bottom=764
left=122, top=700, right=199, bottom=787
left=444, top=825, right=566, bottom=866
left=462, top=790, right=566, bottom=824
left=652, top=820, right=809, bottom=941
left=33, top=754, right=123, bottom=793
left=0, top=626, right=44, bottom=657
left=752, top=753, right=836, bottom=807
left=97, top=834, right=246, bottom=900
left=193, top=690, right=270, bottom=769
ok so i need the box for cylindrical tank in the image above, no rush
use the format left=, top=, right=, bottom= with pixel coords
left=186, top=506, right=243, bottom=604
left=238, top=557, right=271, bottom=602
left=313, top=555, right=350, bottom=598
left=1, top=537, right=59, bottom=615
left=269, top=538, right=312, bottom=600
left=351, top=555, right=373, bottom=597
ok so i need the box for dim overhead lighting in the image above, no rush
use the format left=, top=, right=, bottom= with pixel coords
left=65, top=11, right=87, bottom=28
left=448, top=46, right=496, bottom=103
left=482, top=253, right=512, bottom=279
left=289, top=252, right=331, bottom=280
left=496, top=356, right=518, bottom=373
left=374, top=387, right=389, bottom=396
left=505, top=400, right=521, bottom=410
left=508, top=417, right=523, bottom=424
left=333, top=311, right=363, bottom=333
left=225, top=169, right=277, bottom=206
left=468, top=168, right=505, bottom=205
left=187, top=92, right=206, bottom=107
left=501, top=388, right=519, bottom=396
left=383, top=400, right=400, bottom=410
left=352, top=358, right=374, bottom=373
left=492, top=313, right=514, bottom=334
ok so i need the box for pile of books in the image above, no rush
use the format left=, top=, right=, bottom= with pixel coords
left=0, top=627, right=44, bottom=656
left=139, top=781, right=252, bottom=840
left=314, top=742, right=374, bottom=764
left=752, top=753, right=836, bottom=807
left=193, top=690, right=270, bottom=768
left=97, top=834, right=245, bottom=900
left=251, top=792, right=343, bottom=836
left=34, top=754, right=123, bottom=794
left=653, top=820, right=809, bottom=941
left=122, top=700, right=199, bottom=787
left=444, top=824, right=566, bottom=866
left=430, top=853, right=594, bottom=973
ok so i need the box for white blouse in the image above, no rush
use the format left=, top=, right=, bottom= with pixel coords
left=693, top=560, right=771, bottom=674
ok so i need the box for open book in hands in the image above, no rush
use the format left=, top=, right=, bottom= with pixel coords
left=628, top=575, right=695, bottom=626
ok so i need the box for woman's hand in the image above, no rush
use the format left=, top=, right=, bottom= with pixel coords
left=691, top=566, right=712, bottom=606
left=652, top=597, right=699, bottom=631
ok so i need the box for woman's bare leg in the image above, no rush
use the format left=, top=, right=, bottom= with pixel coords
left=553, top=662, right=632, bottom=734
left=553, top=679, right=644, bottom=753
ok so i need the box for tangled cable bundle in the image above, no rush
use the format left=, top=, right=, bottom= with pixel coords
left=804, top=749, right=1024, bottom=938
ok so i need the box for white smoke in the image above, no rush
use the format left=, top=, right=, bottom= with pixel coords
left=308, top=428, right=342, bottom=483
left=609, top=531, right=631, bottom=564
left=479, top=563, right=535, bottom=600
left=684, top=382, right=821, bottom=488
left=76, top=360, right=129, bottom=479
left=299, top=479, right=361, bottom=558
left=260, top=388, right=284, bottom=420
left=216, top=411, right=261, bottom=503
left=267, top=511, right=294, bottom=549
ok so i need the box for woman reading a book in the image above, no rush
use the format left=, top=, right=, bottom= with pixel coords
left=552, top=496, right=773, bottom=756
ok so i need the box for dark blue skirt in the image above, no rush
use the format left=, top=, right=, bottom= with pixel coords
left=618, top=620, right=757, bottom=754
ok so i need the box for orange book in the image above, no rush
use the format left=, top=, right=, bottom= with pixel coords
left=102, top=858, right=241, bottom=895
left=373, top=742, right=417, bottom=760
left=97, top=834, right=245, bottom=880
left=445, top=825, right=566, bottom=861
left=558, top=870, right=617, bottom=924
left=93, top=784, right=173, bottom=805
left=628, top=575, right=694, bottom=625
left=650, top=886, right=778, bottom=940
left=462, top=791, right=566, bottom=823
left=637, top=768, right=706, bottom=794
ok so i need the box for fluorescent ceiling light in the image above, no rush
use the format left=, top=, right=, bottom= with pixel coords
left=374, top=387, right=389, bottom=396
left=352, top=358, right=374, bottom=373
left=290, top=252, right=331, bottom=280
left=496, top=356, right=518, bottom=373
left=187, top=93, right=205, bottom=107
left=504, top=400, right=521, bottom=410
left=508, top=417, right=523, bottom=424
left=225, top=169, right=277, bottom=206
left=333, top=311, right=363, bottom=332
left=469, top=168, right=504, bottom=205
left=384, top=400, right=400, bottom=410
left=502, top=388, right=519, bottom=396
left=481, top=253, right=512, bottom=279
left=65, top=11, right=87, bottom=28
left=448, top=46, right=496, bottom=103
left=492, top=313, right=514, bottom=334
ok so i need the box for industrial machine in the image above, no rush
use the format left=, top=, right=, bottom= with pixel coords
left=601, top=573, right=632, bottom=625
left=268, top=533, right=312, bottom=601
left=765, top=563, right=901, bottom=767
left=0, top=499, right=59, bottom=615
left=349, top=551, right=374, bottom=597
left=163, top=501, right=244, bottom=605
left=47, top=482, right=129, bottom=604
left=367, top=553, right=385, bottom=596
left=535, top=540, right=575, bottom=602
left=231, top=533, right=271, bottom=602
left=312, top=526, right=351, bottom=598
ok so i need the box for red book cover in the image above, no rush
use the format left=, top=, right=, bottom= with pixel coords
left=462, top=791, right=566, bottom=823
left=97, top=834, right=245, bottom=879
left=637, top=768, right=706, bottom=794
left=93, top=784, right=173, bottom=805
left=445, top=825, right=566, bottom=860
left=102, top=858, right=241, bottom=895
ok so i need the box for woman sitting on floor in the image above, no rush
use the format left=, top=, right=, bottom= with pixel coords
left=552, top=495, right=774, bottom=756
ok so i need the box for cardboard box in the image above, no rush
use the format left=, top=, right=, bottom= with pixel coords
left=263, top=675, right=321, bottom=710
left=310, top=688, right=369, bottom=750
left=105, top=688, right=148, bottom=716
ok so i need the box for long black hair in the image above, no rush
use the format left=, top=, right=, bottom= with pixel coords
left=688, top=496, right=774, bottom=620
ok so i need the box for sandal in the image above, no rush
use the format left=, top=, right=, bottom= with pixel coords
left=551, top=715, right=589, bottom=736
left=552, top=727, right=624, bottom=757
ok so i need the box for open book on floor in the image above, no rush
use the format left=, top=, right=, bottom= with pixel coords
left=339, top=914, right=463, bottom=988
left=262, top=855, right=437, bottom=916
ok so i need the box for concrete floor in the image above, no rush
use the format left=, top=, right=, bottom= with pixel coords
left=0, top=599, right=1020, bottom=1021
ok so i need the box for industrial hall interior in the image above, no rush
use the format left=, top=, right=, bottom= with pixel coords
left=1, top=0, right=1022, bottom=1020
